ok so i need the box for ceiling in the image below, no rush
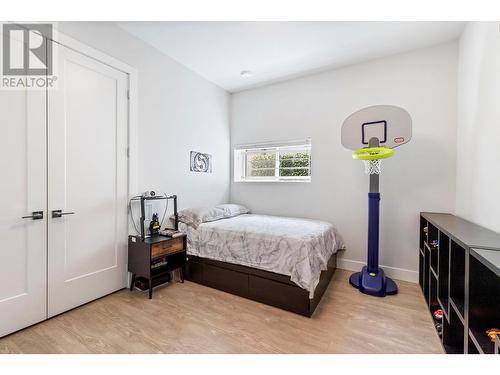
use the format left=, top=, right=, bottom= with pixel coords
left=116, top=22, right=465, bottom=92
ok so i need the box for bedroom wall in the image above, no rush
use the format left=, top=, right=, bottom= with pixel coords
left=455, top=22, right=500, bottom=233
left=230, top=42, right=458, bottom=282
left=57, top=22, right=231, bottom=213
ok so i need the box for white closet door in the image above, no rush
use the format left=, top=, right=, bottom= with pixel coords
left=48, top=42, right=129, bottom=317
left=0, top=38, right=47, bottom=336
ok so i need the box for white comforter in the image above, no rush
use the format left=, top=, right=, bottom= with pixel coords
left=180, top=214, right=344, bottom=298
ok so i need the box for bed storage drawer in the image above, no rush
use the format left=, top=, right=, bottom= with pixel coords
left=151, top=237, right=184, bottom=258
left=202, top=263, right=249, bottom=298
left=248, top=275, right=309, bottom=315
left=185, top=254, right=337, bottom=317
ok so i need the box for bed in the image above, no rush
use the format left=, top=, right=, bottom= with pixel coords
left=178, top=205, right=345, bottom=317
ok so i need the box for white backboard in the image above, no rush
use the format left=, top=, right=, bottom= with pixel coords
left=341, top=105, right=412, bottom=150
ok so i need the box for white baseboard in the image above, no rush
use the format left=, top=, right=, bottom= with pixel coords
left=337, top=258, right=418, bottom=283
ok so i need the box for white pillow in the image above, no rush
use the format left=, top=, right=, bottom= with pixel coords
left=177, top=207, right=226, bottom=228
left=216, top=204, right=250, bottom=218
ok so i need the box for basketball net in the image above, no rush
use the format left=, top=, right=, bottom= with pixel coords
left=363, top=159, right=382, bottom=175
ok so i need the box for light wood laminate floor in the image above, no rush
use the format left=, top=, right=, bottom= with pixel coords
left=0, top=269, right=443, bottom=354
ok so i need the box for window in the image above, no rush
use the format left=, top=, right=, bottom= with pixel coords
left=234, top=139, right=311, bottom=182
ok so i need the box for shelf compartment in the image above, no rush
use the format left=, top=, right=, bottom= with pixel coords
left=151, top=251, right=187, bottom=277
left=468, top=254, right=499, bottom=355
left=438, top=299, right=449, bottom=323
left=429, top=272, right=440, bottom=313
left=430, top=248, right=438, bottom=275
left=437, top=232, right=450, bottom=317
left=428, top=223, right=439, bottom=249
left=450, top=240, right=466, bottom=317
left=134, top=273, right=172, bottom=291
left=420, top=217, right=428, bottom=251
left=419, top=250, right=425, bottom=291
left=429, top=271, right=441, bottom=339
left=442, top=301, right=465, bottom=354
left=450, top=298, right=465, bottom=324
left=427, top=223, right=438, bottom=275
left=468, top=334, right=480, bottom=354
left=423, top=246, right=431, bottom=303
left=429, top=234, right=439, bottom=274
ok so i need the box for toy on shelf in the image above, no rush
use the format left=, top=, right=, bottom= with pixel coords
left=433, top=309, right=443, bottom=321
left=486, top=328, right=500, bottom=342
left=430, top=239, right=439, bottom=248
left=423, top=226, right=428, bottom=234
left=435, top=322, right=443, bottom=337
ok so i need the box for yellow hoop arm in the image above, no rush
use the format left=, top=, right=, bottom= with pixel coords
left=352, top=147, right=394, bottom=160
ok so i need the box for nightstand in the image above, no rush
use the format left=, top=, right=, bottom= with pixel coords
left=128, top=234, right=187, bottom=299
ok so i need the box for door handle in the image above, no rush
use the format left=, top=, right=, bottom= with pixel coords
left=52, top=210, right=75, bottom=218
left=22, top=211, right=44, bottom=220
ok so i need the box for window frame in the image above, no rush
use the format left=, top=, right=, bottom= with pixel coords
left=234, top=139, right=311, bottom=183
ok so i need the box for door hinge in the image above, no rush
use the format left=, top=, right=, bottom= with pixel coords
left=126, top=147, right=130, bottom=158
left=126, top=90, right=130, bottom=100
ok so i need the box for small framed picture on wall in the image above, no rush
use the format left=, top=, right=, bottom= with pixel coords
left=190, top=151, right=212, bottom=173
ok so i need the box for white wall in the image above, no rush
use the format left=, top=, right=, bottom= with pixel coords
left=57, top=22, right=231, bottom=211
left=230, top=43, right=458, bottom=281
left=456, top=22, right=500, bottom=233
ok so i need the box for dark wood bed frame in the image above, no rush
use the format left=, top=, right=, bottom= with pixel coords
left=185, top=253, right=337, bottom=317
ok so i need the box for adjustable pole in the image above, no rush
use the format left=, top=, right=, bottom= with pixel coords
left=367, top=137, right=380, bottom=274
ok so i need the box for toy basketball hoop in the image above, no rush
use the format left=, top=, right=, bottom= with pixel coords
left=352, top=146, right=394, bottom=175
left=340, top=105, right=412, bottom=297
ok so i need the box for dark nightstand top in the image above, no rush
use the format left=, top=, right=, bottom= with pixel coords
left=129, top=234, right=186, bottom=245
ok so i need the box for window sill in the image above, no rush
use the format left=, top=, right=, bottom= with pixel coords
left=234, top=179, right=311, bottom=183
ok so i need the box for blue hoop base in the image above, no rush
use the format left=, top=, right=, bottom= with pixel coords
left=349, top=266, right=398, bottom=297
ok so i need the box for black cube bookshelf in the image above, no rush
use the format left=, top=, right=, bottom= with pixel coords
left=419, top=213, right=500, bottom=354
